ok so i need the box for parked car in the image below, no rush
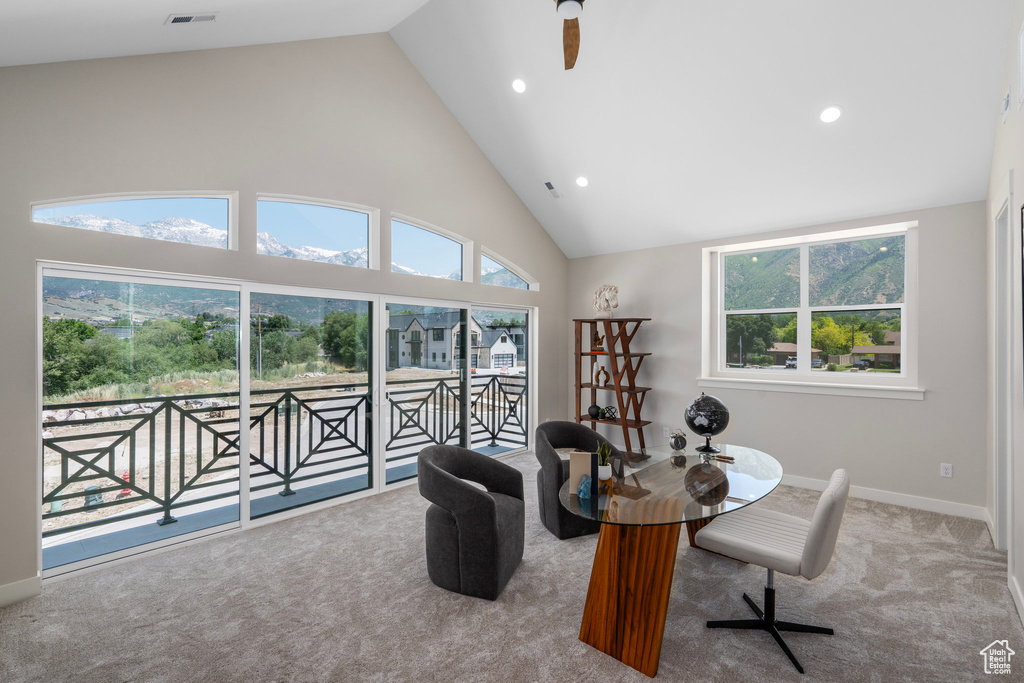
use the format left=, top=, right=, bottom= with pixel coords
left=853, top=359, right=873, bottom=371
left=785, top=356, right=797, bottom=368
left=811, top=358, right=823, bottom=368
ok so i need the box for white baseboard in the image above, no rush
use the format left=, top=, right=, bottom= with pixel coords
left=0, top=574, right=41, bottom=607
left=781, top=474, right=987, bottom=520
left=1010, top=574, right=1024, bottom=629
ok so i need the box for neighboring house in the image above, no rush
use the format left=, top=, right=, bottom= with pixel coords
left=386, top=311, right=523, bottom=371
left=766, top=342, right=822, bottom=366
left=851, top=331, right=902, bottom=369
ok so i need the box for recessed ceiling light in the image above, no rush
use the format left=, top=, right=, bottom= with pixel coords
left=820, top=106, right=843, bottom=123
left=576, top=177, right=589, bottom=187
left=512, top=79, right=526, bottom=94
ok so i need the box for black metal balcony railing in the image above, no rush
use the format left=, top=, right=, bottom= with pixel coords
left=42, top=392, right=243, bottom=537
left=470, top=374, right=527, bottom=448
left=249, top=384, right=371, bottom=503
left=42, top=374, right=527, bottom=540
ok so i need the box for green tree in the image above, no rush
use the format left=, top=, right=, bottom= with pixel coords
left=210, top=330, right=238, bottom=365
left=777, top=317, right=798, bottom=344
left=323, top=312, right=368, bottom=369
left=726, top=313, right=776, bottom=364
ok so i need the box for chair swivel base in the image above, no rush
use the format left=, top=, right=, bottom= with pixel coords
left=706, top=586, right=833, bottom=674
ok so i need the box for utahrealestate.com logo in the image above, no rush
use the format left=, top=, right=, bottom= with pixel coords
left=979, top=640, right=1015, bottom=675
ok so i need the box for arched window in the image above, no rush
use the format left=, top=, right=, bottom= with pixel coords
left=391, top=218, right=467, bottom=281
left=481, top=253, right=531, bottom=290
left=32, top=193, right=234, bottom=249
left=257, top=195, right=375, bottom=268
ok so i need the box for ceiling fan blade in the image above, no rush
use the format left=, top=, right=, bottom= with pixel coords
left=563, top=18, right=580, bottom=70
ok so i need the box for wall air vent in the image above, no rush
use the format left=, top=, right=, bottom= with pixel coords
left=544, top=182, right=561, bottom=199
left=165, top=13, right=218, bottom=25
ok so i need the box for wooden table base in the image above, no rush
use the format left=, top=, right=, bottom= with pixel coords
left=685, top=517, right=714, bottom=547
left=579, top=523, right=682, bottom=677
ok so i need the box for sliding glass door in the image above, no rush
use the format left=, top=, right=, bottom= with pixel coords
left=41, top=271, right=533, bottom=573
left=468, top=307, right=529, bottom=455
left=383, top=302, right=467, bottom=484
left=247, top=291, right=373, bottom=517
left=41, top=269, right=241, bottom=571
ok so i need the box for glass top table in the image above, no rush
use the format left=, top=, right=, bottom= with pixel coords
left=559, top=443, right=784, bottom=526
left=562, top=443, right=784, bottom=677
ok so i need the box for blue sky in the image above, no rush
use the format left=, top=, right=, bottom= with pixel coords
left=34, top=197, right=229, bottom=231
left=257, top=200, right=368, bottom=252
left=391, top=220, right=461, bottom=277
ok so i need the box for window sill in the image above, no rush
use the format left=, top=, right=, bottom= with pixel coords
left=698, top=376, right=924, bottom=400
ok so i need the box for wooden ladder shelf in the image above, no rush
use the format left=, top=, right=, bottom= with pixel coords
left=574, top=317, right=652, bottom=456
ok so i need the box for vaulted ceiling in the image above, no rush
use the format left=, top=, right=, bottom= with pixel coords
left=0, top=0, right=1012, bottom=258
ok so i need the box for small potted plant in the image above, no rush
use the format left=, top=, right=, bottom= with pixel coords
left=596, top=441, right=612, bottom=483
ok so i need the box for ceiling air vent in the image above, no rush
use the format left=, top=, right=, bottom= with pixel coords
left=544, top=182, right=561, bottom=199
left=165, top=13, right=218, bottom=25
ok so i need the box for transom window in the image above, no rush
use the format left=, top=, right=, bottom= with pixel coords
left=32, top=195, right=232, bottom=249
left=706, top=222, right=917, bottom=394
left=256, top=196, right=371, bottom=267
left=391, top=219, right=463, bottom=280
left=481, top=254, right=529, bottom=290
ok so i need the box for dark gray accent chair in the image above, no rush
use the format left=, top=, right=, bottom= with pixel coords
left=534, top=421, right=621, bottom=539
left=417, top=444, right=525, bottom=601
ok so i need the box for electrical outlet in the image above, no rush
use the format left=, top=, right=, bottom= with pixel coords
left=940, top=463, right=953, bottom=478
left=663, top=427, right=670, bottom=438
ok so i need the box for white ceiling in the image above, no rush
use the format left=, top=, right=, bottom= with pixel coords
left=0, top=1, right=1012, bottom=259
left=392, top=0, right=1012, bottom=257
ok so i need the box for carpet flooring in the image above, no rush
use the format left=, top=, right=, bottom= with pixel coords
left=1, top=451, right=1022, bottom=682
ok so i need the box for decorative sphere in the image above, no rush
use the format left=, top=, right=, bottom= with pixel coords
left=684, top=392, right=730, bottom=438
left=684, top=462, right=730, bottom=506
left=587, top=404, right=601, bottom=419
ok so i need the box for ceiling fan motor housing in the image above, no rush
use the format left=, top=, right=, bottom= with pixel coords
left=557, top=0, right=583, bottom=20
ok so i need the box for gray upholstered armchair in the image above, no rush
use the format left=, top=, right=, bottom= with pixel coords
left=417, top=444, right=525, bottom=601
left=534, top=421, right=621, bottom=539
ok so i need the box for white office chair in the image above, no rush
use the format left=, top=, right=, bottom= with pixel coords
left=695, top=469, right=850, bottom=674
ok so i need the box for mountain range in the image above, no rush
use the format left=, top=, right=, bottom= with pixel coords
left=36, top=214, right=464, bottom=279
left=724, top=236, right=905, bottom=310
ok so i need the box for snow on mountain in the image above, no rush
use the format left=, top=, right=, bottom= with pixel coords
left=38, top=214, right=229, bottom=248
left=39, top=214, right=470, bottom=280
left=256, top=232, right=368, bottom=267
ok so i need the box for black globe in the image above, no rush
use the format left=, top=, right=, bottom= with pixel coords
left=684, top=393, right=730, bottom=453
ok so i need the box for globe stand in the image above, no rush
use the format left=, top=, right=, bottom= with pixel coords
left=694, top=435, right=720, bottom=454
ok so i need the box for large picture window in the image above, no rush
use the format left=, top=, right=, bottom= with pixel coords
left=707, top=223, right=916, bottom=394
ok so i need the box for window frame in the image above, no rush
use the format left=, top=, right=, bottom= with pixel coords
left=700, top=221, right=922, bottom=400
left=30, top=191, right=238, bottom=250
left=255, top=193, right=380, bottom=270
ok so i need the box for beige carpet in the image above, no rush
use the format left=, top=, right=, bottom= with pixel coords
left=1, top=451, right=1022, bottom=682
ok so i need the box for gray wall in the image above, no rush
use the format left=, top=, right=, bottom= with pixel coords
left=0, top=34, right=569, bottom=594
left=568, top=202, right=988, bottom=508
